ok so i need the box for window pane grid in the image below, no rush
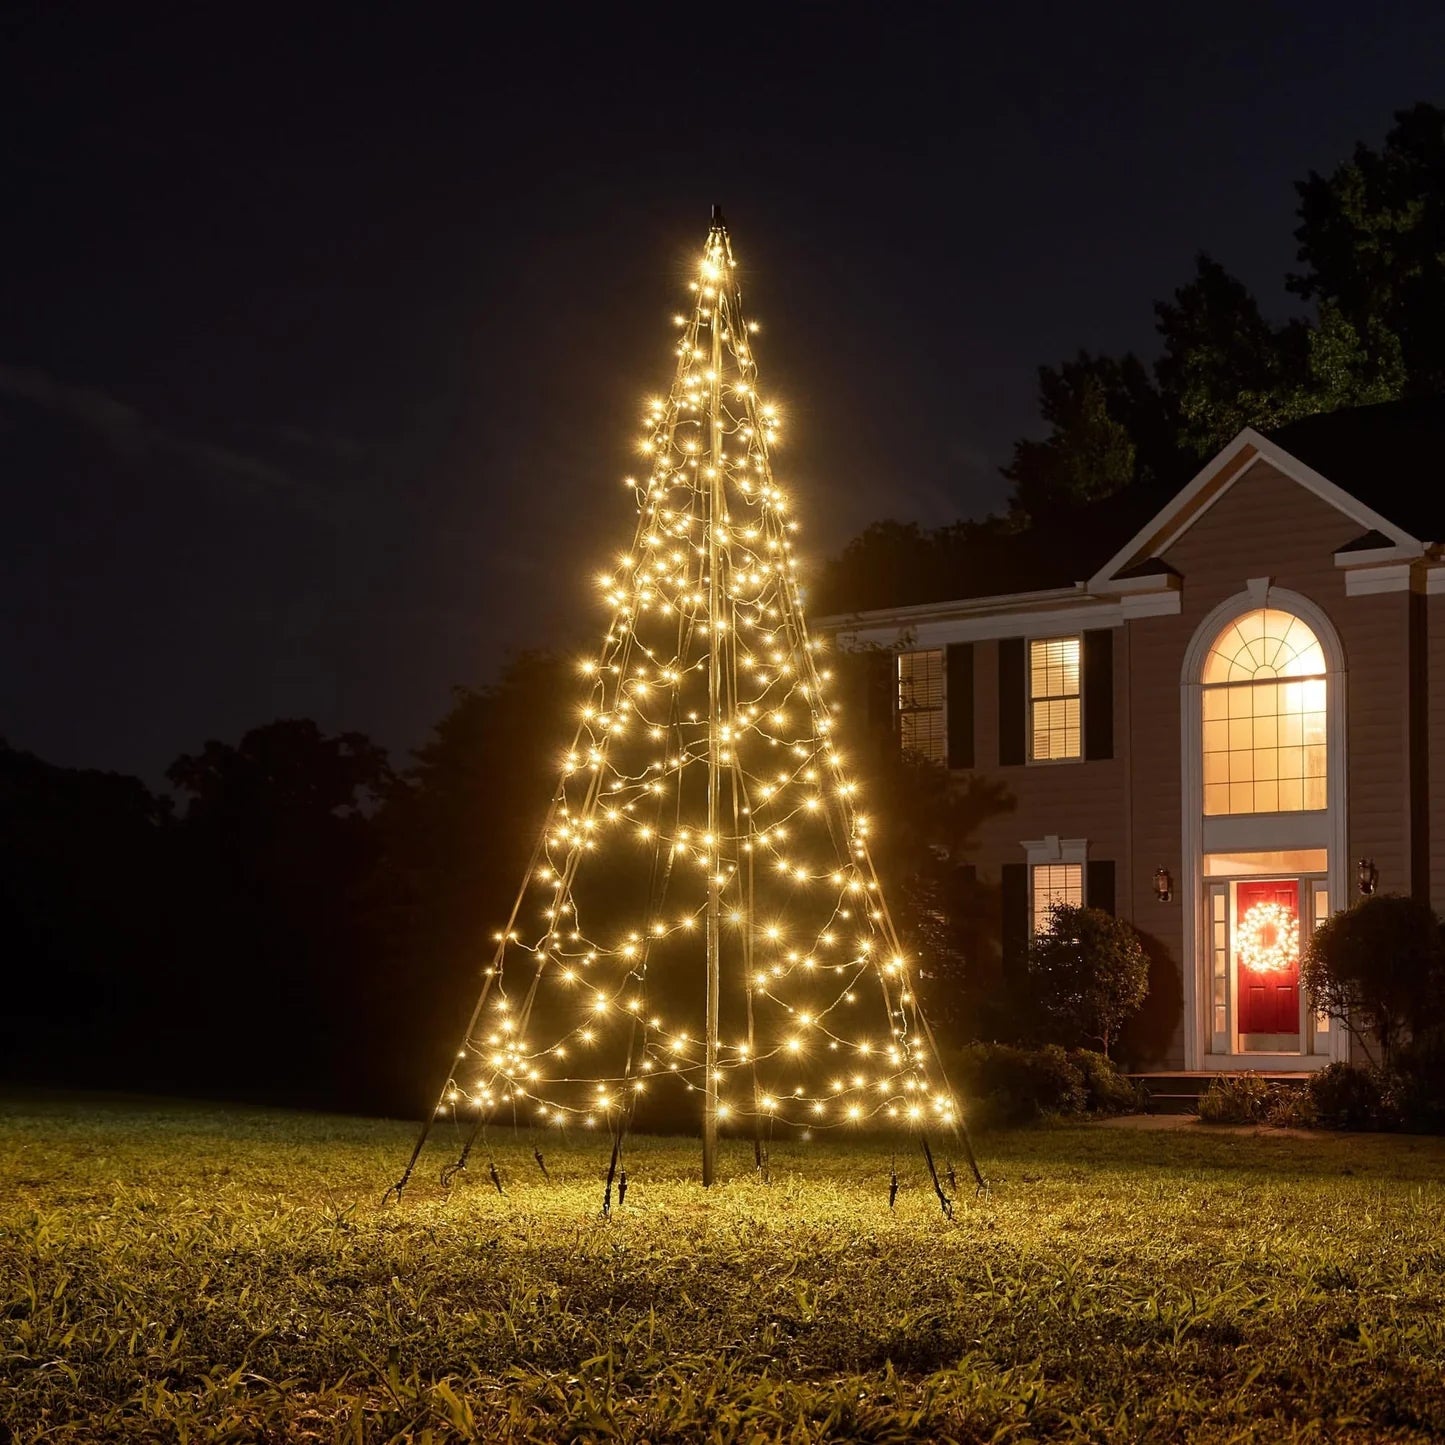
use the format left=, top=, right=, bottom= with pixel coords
left=1313, top=887, right=1331, bottom=1034
left=1202, top=608, right=1326, bottom=685
left=1032, top=862, right=1082, bottom=934
left=1211, top=888, right=1229, bottom=1040
left=1028, top=636, right=1081, bottom=761
left=1201, top=610, right=1326, bottom=816
left=897, top=649, right=946, bottom=765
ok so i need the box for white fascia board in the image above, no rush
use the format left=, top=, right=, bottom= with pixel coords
left=1107, top=571, right=1182, bottom=595
left=1021, top=836, right=1089, bottom=864
left=1121, top=590, right=1182, bottom=618
left=1087, top=433, right=1260, bottom=590
left=813, top=584, right=1086, bottom=636
left=835, top=599, right=1124, bottom=651
left=1334, top=544, right=1420, bottom=568
left=1344, top=563, right=1414, bottom=596
left=1088, top=429, right=1428, bottom=591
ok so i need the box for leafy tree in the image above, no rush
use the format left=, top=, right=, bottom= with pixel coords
left=822, top=646, right=1017, bottom=1038
left=858, top=751, right=1015, bottom=1036
left=0, top=742, right=174, bottom=1089
left=370, top=650, right=578, bottom=1109
left=168, top=718, right=391, bottom=825
left=1156, top=255, right=1405, bottom=456
left=166, top=719, right=394, bottom=1108
left=1002, top=352, right=1169, bottom=522
left=1300, top=893, right=1445, bottom=1067
left=1025, top=903, right=1149, bottom=1057
left=1154, top=254, right=1308, bottom=456
left=808, top=516, right=1017, bottom=616
left=1291, top=102, right=1445, bottom=392
left=991, top=107, right=1439, bottom=517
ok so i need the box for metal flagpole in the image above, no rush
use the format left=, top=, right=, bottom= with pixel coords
left=702, top=213, right=727, bottom=1187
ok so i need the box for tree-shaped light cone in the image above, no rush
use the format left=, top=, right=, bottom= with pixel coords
left=390, top=216, right=980, bottom=1201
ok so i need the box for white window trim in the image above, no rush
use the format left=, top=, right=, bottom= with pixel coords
left=1023, top=836, right=1089, bottom=936
left=1026, top=634, right=1084, bottom=766
left=1199, top=605, right=1329, bottom=819
left=1179, top=586, right=1349, bottom=1070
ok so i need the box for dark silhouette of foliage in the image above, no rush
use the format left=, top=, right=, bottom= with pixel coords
left=369, top=650, right=576, bottom=1112
left=1305, top=1062, right=1398, bottom=1131
left=1301, top=893, right=1445, bottom=1068
left=1157, top=257, right=1403, bottom=457
left=1291, top=102, right=1445, bottom=393
left=1025, top=904, right=1149, bottom=1057
left=159, top=720, right=395, bottom=1108
left=827, top=648, right=1016, bottom=1039
left=1002, top=352, right=1172, bottom=524
left=809, top=517, right=1020, bottom=616
left=0, top=741, right=175, bottom=1090
left=820, top=106, right=1438, bottom=602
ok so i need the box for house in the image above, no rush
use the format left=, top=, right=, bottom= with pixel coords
left=823, top=396, right=1445, bottom=1072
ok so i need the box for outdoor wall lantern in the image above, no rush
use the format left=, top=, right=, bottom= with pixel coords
left=1358, top=858, right=1379, bottom=896
left=1153, top=867, right=1173, bottom=903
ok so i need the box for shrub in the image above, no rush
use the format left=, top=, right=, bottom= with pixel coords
left=1382, top=1029, right=1445, bottom=1132
left=1306, top=1062, right=1398, bottom=1131
left=1197, top=1072, right=1274, bottom=1124
left=1265, top=1086, right=1317, bottom=1129
left=947, top=1043, right=1086, bottom=1127
left=1026, top=904, right=1149, bottom=1056
left=1301, top=894, right=1445, bottom=1067
left=1068, top=1048, right=1142, bottom=1115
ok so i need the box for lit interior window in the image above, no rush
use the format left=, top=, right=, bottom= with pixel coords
left=897, top=649, right=945, bottom=765
left=1202, top=609, right=1326, bottom=816
left=1032, top=862, right=1082, bottom=934
left=1029, top=636, right=1080, bottom=761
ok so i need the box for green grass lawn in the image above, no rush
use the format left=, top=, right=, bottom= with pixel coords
left=2, top=1095, right=1444, bottom=1442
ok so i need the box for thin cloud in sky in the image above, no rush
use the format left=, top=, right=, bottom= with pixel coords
left=0, top=363, right=310, bottom=509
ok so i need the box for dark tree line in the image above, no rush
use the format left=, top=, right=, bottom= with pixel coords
left=0, top=649, right=1019, bottom=1118
left=0, top=654, right=573, bottom=1118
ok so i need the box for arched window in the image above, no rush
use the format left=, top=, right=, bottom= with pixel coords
left=1202, top=608, right=1327, bottom=816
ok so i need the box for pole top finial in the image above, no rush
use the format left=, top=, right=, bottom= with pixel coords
left=711, top=204, right=727, bottom=228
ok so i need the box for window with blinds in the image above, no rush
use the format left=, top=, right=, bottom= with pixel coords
left=1029, top=636, right=1081, bottom=761
left=1032, top=862, right=1083, bottom=934
left=897, top=649, right=945, bottom=764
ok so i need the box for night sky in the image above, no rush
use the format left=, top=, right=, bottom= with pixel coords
left=5, top=3, right=1444, bottom=784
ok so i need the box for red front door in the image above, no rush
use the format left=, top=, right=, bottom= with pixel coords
left=1236, top=880, right=1300, bottom=1037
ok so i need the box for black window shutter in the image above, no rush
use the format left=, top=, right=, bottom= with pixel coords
left=1087, top=860, right=1116, bottom=916
left=1000, top=862, right=1028, bottom=971
left=861, top=651, right=896, bottom=763
left=998, top=638, right=1025, bottom=766
left=1084, top=630, right=1114, bottom=761
left=945, top=643, right=974, bottom=769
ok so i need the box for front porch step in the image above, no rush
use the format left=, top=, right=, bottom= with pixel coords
left=1128, top=1071, right=1309, bottom=1115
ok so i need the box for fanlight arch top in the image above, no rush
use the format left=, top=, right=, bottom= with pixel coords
left=1202, top=608, right=1326, bottom=686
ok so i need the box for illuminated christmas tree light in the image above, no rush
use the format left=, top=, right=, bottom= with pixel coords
left=388, top=210, right=982, bottom=1210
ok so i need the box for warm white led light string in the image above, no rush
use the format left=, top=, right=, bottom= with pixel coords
left=389, top=216, right=981, bottom=1206
left=1236, top=900, right=1299, bottom=974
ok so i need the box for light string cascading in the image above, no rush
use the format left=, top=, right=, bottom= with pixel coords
left=396, top=216, right=974, bottom=1196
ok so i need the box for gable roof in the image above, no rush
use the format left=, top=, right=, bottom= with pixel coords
left=1090, top=396, right=1445, bottom=591
left=1264, top=395, right=1445, bottom=542
left=818, top=396, right=1445, bottom=625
